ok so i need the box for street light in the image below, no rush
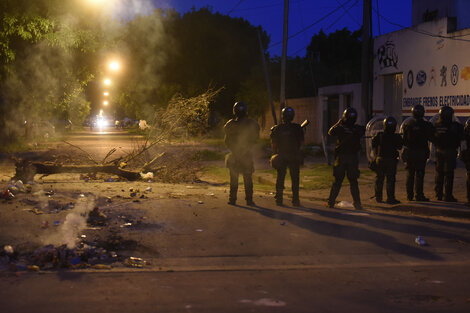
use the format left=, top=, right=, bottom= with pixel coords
left=109, top=61, right=120, bottom=72
left=104, top=101, right=109, bottom=106
left=104, top=78, right=111, bottom=86
left=104, top=92, right=109, bottom=96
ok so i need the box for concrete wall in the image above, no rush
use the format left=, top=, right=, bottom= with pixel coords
left=373, top=17, right=470, bottom=118
left=260, top=97, right=322, bottom=145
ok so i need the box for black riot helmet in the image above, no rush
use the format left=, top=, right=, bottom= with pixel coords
left=412, top=104, right=425, bottom=119
left=233, top=101, right=247, bottom=118
left=281, top=106, right=295, bottom=123
left=438, top=106, right=454, bottom=124
left=383, top=116, right=397, bottom=134
left=342, top=107, right=357, bottom=126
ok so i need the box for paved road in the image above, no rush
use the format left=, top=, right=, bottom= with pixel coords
left=1, top=130, right=470, bottom=312
left=63, top=127, right=146, bottom=160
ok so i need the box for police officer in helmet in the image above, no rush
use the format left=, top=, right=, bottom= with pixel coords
left=402, top=104, right=434, bottom=201
left=371, top=116, right=403, bottom=204
left=460, top=118, right=470, bottom=205
left=224, top=101, right=260, bottom=206
left=432, top=106, right=463, bottom=202
left=327, top=107, right=365, bottom=209
left=270, top=106, right=304, bottom=206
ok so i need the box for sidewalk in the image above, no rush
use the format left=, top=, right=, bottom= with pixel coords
left=254, top=163, right=470, bottom=220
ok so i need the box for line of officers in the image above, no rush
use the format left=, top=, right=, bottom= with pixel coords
left=223, top=101, right=470, bottom=208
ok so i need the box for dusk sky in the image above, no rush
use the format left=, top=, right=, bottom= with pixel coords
left=150, top=0, right=412, bottom=57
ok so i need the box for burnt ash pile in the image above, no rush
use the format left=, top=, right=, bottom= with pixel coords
left=1, top=183, right=161, bottom=272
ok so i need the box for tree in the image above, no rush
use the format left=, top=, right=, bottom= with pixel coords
left=114, top=7, right=270, bottom=124
left=0, top=0, right=109, bottom=144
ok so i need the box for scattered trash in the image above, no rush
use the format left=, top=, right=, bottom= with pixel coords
left=106, top=197, right=112, bottom=203
left=195, top=229, right=203, bottom=232
left=239, top=298, right=286, bottom=307
left=110, top=251, right=117, bottom=258
left=120, top=223, right=132, bottom=228
left=41, top=221, right=49, bottom=229
left=198, top=200, right=204, bottom=204
left=125, top=257, right=147, bottom=268
left=28, top=265, right=40, bottom=272
left=8, top=180, right=25, bottom=195
left=415, top=236, right=427, bottom=246
left=206, top=192, right=215, bottom=196
left=140, top=194, right=146, bottom=199
left=53, top=221, right=61, bottom=226
left=280, top=221, right=286, bottom=226
left=92, top=264, right=111, bottom=270
left=87, top=207, right=107, bottom=226
left=336, top=201, right=354, bottom=208
left=140, top=172, right=154, bottom=180
left=104, top=177, right=115, bottom=182
left=130, top=192, right=137, bottom=197
left=30, top=208, right=44, bottom=215
left=1, top=189, right=14, bottom=200
left=80, top=235, right=87, bottom=239
left=4, top=245, right=14, bottom=254
left=145, top=187, right=152, bottom=192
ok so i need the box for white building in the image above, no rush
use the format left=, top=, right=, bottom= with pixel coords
left=373, top=0, right=470, bottom=120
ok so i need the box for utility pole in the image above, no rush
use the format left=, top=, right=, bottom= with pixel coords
left=361, top=0, right=372, bottom=121
left=257, top=28, right=277, bottom=125
left=279, top=0, right=289, bottom=121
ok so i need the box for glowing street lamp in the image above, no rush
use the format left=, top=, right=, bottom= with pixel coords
left=103, top=101, right=109, bottom=106
left=104, top=92, right=109, bottom=96
left=109, top=61, right=120, bottom=72
left=104, top=78, right=111, bottom=86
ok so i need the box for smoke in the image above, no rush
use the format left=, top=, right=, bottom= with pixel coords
left=43, top=195, right=95, bottom=249
left=112, top=0, right=169, bottom=20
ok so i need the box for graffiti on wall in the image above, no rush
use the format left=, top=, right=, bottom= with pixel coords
left=377, top=40, right=398, bottom=69
left=440, top=65, right=447, bottom=87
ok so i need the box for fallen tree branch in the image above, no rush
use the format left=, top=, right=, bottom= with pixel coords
left=63, top=141, right=99, bottom=164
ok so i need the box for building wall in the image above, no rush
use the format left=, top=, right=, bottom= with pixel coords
left=260, top=97, right=322, bottom=145
left=373, top=17, right=470, bottom=119
left=412, top=0, right=470, bottom=31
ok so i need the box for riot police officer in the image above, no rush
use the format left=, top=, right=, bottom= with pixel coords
left=402, top=104, right=434, bottom=201
left=223, top=101, right=260, bottom=206
left=371, top=117, right=403, bottom=204
left=327, top=107, right=365, bottom=210
left=460, top=118, right=470, bottom=205
left=270, top=107, right=304, bottom=206
left=432, top=106, right=464, bottom=202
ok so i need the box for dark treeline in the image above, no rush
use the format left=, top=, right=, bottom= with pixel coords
left=0, top=2, right=361, bottom=144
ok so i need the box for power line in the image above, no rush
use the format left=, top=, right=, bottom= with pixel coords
left=227, top=0, right=244, bottom=16
left=268, top=0, right=355, bottom=49
left=335, top=0, right=360, bottom=26
left=375, top=8, right=470, bottom=42
left=326, top=0, right=360, bottom=31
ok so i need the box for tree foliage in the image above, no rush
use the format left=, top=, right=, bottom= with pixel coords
left=114, top=7, right=270, bottom=124
left=0, top=0, right=109, bottom=143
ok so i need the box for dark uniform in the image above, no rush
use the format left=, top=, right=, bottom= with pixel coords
left=461, top=118, right=470, bottom=205
left=327, top=107, right=365, bottom=210
left=402, top=104, right=434, bottom=201
left=432, top=106, right=463, bottom=202
left=371, top=117, right=403, bottom=204
left=270, top=107, right=304, bottom=206
left=224, top=101, right=260, bottom=206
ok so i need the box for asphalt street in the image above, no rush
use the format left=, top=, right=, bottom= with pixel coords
left=1, top=128, right=470, bottom=312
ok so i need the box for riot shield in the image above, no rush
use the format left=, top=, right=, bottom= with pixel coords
left=365, top=116, right=385, bottom=162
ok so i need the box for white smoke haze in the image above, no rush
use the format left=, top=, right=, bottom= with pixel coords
left=112, top=0, right=168, bottom=20
left=43, top=195, right=96, bottom=249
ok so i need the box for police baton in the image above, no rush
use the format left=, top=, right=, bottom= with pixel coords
left=301, top=120, right=310, bottom=129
